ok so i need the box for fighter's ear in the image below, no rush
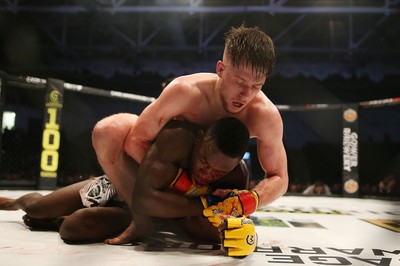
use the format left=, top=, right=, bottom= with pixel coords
left=216, top=60, right=225, bottom=77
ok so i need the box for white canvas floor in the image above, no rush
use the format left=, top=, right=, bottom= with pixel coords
left=0, top=190, right=399, bottom=266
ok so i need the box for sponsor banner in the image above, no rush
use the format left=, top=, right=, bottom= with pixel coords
left=63, top=82, right=155, bottom=103
left=342, top=104, right=359, bottom=197
left=359, top=97, right=400, bottom=107
left=0, top=75, right=4, bottom=163
left=276, top=103, right=342, bottom=111
left=38, top=78, right=64, bottom=189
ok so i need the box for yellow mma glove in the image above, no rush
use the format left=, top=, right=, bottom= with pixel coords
left=220, top=216, right=257, bottom=257
left=201, top=189, right=259, bottom=227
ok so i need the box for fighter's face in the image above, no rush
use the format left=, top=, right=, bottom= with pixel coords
left=190, top=137, right=239, bottom=187
left=216, top=60, right=266, bottom=114
left=314, top=185, right=326, bottom=195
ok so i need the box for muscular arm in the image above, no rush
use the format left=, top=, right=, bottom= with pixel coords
left=124, top=78, right=199, bottom=163
left=132, top=122, right=204, bottom=218
left=132, top=120, right=249, bottom=218
left=252, top=107, right=289, bottom=207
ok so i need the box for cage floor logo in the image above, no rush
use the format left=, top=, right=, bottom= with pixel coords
left=362, top=219, right=400, bottom=233
left=258, top=246, right=399, bottom=265
left=138, top=237, right=400, bottom=265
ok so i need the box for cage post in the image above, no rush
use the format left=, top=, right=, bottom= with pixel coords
left=342, top=104, right=360, bottom=197
left=38, top=78, right=64, bottom=189
left=0, top=73, right=5, bottom=164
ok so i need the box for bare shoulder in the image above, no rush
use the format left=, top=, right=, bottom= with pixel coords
left=173, top=73, right=217, bottom=83
left=158, top=73, right=217, bottom=112
left=248, top=94, right=283, bottom=138
left=166, top=73, right=217, bottom=94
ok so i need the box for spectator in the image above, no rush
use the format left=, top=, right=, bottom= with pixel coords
left=303, top=180, right=332, bottom=196
left=378, top=174, right=399, bottom=198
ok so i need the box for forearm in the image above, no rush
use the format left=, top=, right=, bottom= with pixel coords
left=254, top=173, right=288, bottom=207
left=100, top=153, right=139, bottom=211
left=133, top=190, right=204, bottom=218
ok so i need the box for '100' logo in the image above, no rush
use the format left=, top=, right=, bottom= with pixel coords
left=40, top=91, right=61, bottom=178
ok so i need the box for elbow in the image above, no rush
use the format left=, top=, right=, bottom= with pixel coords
left=280, top=172, right=289, bottom=196
left=281, top=176, right=289, bottom=196
left=266, top=171, right=289, bottom=198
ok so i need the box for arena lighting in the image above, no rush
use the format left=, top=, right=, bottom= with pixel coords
left=1, top=3, right=397, bottom=14
left=2, top=111, right=16, bottom=132
left=155, top=0, right=203, bottom=6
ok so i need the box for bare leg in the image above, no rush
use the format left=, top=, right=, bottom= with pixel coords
left=60, top=206, right=132, bottom=243
left=0, top=193, right=42, bottom=211
left=93, top=114, right=145, bottom=244
left=92, top=113, right=140, bottom=209
left=22, top=214, right=62, bottom=230
left=0, top=180, right=89, bottom=218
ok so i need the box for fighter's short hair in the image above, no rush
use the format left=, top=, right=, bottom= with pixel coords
left=224, top=24, right=276, bottom=78
left=206, top=117, right=250, bottom=159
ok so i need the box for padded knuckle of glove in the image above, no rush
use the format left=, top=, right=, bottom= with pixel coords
left=202, top=189, right=259, bottom=228
left=208, top=214, right=227, bottom=227
left=222, top=217, right=257, bottom=257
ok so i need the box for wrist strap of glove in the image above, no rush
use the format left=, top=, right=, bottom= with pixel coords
left=238, top=190, right=259, bottom=216
left=169, top=168, right=191, bottom=193
left=171, top=168, right=210, bottom=198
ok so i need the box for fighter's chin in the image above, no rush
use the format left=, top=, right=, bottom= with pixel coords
left=231, top=100, right=246, bottom=111
left=226, top=104, right=244, bottom=114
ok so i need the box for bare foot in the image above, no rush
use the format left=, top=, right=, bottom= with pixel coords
left=105, top=221, right=137, bottom=245
left=0, top=197, right=18, bottom=210
left=22, top=214, right=60, bottom=230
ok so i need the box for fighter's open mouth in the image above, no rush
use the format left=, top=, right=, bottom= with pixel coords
left=233, top=101, right=244, bottom=108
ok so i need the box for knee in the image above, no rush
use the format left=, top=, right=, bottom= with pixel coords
left=24, top=203, right=39, bottom=216
left=59, top=208, right=97, bottom=242
left=93, top=115, right=123, bottom=145
left=92, top=113, right=137, bottom=151
left=23, top=193, right=45, bottom=217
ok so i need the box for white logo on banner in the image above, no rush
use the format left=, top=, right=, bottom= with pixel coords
left=343, top=108, right=358, bottom=123
left=64, top=82, right=83, bottom=91
left=343, top=127, right=358, bottom=172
